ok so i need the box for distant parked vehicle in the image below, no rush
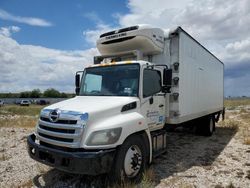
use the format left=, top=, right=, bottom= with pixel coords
left=37, top=99, right=49, bottom=105
left=0, top=100, right=4, bottom=107
left=15, top=100, right=21, bottom=105
left=20, top=100, right=30, bottom=106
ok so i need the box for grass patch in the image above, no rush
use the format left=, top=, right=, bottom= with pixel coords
left=17, top=179, right=33, bottom=188
left=225, top=98, right=250, bottom=109
left=246, top=170, right=250, bottom=180
left=220, top=107, right=250, bottom=145
left=109, top=168, right=156, bottom=188
left=215, top=182, right=236, bottom=188
left=0, top=116, right=37, bottom=128
left=239, top=108, right=248, bottom=113
left=226, top=182, right=236, bottom=188
left=244, top=137, right=250, bottom=145
left=0, top=105, right=41, bottom=128
left=0, top=153, right=9, bottom=161
left=219, top=119, right=240, bottom=131
left=0, top=105, right=43, bottom=116
left=140, top=168, right=156, bottom=188
left=240, top=112, right=250, bottom=121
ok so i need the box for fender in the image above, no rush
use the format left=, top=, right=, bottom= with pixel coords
left=82, top=111, right=149, bottom=149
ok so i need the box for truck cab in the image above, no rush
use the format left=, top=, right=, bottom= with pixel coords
left=27, top=25, right=224, bottom=182
left=28, top=60, right=171, bottom=181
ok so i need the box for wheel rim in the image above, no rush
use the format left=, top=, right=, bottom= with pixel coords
left=209, top=118, right=213, bottom=133
left=124, top=145, right=142, bottom=178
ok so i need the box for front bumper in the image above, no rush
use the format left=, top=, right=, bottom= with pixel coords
left=27, top=134, right=116, bottom=175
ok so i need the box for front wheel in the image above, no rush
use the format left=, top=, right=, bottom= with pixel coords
left=109, top=135, right=147, bottom=183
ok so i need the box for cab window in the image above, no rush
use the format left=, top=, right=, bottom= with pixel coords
left=143, top=69, right=162, bottom=98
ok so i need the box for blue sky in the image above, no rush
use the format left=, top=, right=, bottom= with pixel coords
left=0, top=0, right=250, bottom=96
left=0, top=0, right=128, bottom=50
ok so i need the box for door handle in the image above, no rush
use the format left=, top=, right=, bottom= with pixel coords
left=159, top=104, right=164, bottom=108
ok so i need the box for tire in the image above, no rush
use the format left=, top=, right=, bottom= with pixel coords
left=195, top=116, right=215, bottom=136
left=202, top=116, right=215, bottom=136
left=109, top=135, right=147, bottom=184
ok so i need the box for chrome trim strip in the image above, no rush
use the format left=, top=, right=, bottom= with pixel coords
left=37, top=134, right=80, bottom=148
left=38, top=119, right=83, bottom=130
left=37, top=127, right=81, bottom=139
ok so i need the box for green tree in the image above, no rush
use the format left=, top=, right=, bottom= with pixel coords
left=43, top=88, right=61, bottom=98
left=60, top=92, right=68, bottom=98
left=30, top=89, right=41, bottom=98
left=20, top=91, right=31, bottom=98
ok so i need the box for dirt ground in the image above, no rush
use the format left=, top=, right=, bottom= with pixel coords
left=0, top=107, right=249, bottom=188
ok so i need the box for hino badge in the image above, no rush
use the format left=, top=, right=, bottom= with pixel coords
left=27, top=25, right=224, bottom=182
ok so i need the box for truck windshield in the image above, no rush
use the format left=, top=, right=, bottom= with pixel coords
left=79, top=64, right=140, bottom=97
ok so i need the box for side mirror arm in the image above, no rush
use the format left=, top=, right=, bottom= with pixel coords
left=75, top=71, right=83, bottom=95
left=162, top=85, right=171, bottom=93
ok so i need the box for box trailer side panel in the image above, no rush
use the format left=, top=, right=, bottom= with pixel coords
left=169, top=30, right=224, bottom=124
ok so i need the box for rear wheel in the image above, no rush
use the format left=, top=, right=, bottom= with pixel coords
left=206, top=116, right=215, bottom=136
left=109, top=135, right=147, bottom=183
left=195, top=115, right=215, bottom=136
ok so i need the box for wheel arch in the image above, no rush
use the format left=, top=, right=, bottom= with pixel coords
left=118, top=129, right=152, bottom=165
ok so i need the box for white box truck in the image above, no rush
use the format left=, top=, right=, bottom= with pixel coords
left=27, top=25, right=224, bottom=182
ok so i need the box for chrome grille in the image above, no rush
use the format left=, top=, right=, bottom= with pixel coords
left=40, top=117, right=77, bottom=124
left=38, top=133, right=74, bottom=142
left=39, top=124, right=75, bottom=134
left=36, top=110, right=87, bottom=148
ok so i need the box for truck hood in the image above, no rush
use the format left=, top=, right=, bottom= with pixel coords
left=44, top=96, right=139, bottom=117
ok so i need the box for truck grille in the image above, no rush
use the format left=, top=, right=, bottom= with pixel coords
left=100, top=25, right=139, bottom=38
left=39, top=124, right=75, bottom=134
left=38, top=133, right=74, bottom=143
left=40, top=117, right=77, bottom=124
left=37, top=114, right=85, bottom=148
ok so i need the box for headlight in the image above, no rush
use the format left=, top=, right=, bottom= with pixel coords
left=86, top=127, right=122, bottom=146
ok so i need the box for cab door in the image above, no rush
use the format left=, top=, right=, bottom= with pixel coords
left=141, top=68, right=166, bottom=131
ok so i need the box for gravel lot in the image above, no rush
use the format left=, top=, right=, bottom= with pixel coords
left=0, top=108, right=249, bottom=188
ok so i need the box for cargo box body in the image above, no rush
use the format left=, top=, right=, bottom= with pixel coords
left=166, top=28, right=224, bottom=124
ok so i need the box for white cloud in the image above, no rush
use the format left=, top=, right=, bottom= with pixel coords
left=83, top=12, right=117, bottom=46
left=223, top=38, right=250, bottom=67
left=83, top=23, right=115, bottom=46
left=0, top=31, right=98, bottom=92
left=119, top=0, right=250, bottom=96
left=0, top=9, right=52, bottom=27
left=226, top=38, right=250, bottom=54
left=0, top=26, right=20, bottom=37
left=118, top=0, right=250, bottom=42
left=82, top=0, right=250, bottom=96
left=119, top=0, right=190, bottom=28
left=175, top=0, right=250, bottom=41
left=1, top=1, right=249, bottom=96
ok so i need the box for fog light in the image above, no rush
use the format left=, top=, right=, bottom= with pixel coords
left=31, top=148, right=36, bottom=155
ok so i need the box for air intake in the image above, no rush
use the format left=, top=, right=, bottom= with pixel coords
left=100, top=26, right=139, bottom=38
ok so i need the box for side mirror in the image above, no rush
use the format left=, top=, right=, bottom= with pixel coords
left=75, top=74, right=81, bottom=95
left=163, top=69, right=172, bottom=93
